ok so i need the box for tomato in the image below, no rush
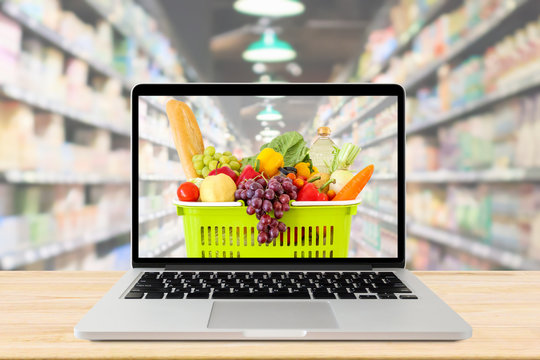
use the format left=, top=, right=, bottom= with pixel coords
left=177, top=182, right=199, bottom=202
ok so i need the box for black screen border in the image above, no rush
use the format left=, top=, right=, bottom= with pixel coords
left=132, top=83, right=405, bottom=270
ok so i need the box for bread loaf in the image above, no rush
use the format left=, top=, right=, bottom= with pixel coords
left=165, top=99, right=204, bottom=179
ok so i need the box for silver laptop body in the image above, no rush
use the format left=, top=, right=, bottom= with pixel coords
left=75, top=83, right=471, bottom=340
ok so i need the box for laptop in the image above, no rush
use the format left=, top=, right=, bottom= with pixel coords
left=74, top=83, right=471, bottom=340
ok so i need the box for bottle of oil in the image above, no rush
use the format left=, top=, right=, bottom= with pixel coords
left=310, top=127, right=336, bottom=174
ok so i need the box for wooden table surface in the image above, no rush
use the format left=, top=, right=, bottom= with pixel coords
left=1, top=271, right=539, bottom=360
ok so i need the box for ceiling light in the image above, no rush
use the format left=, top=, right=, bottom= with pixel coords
left=252, top=62, right=267, bottom=74
left=256, top=105, right=283, bottom=121
left=234, top=0, right=305, bottom=17
left=243, top=29, right=296, bottom=63
left=260, top=127, right=281, bottom=137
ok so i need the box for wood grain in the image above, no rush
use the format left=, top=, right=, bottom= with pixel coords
left=0, top=271, right=539, bottom=360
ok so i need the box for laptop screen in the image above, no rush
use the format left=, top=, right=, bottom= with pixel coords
left=137, top=93, right=399, bottom=260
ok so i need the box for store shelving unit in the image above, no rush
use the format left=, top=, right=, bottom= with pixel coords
left=407, top=221, right=540, bottom=270
left=1, top=1, right=132, bottom=90
left=139, top=174, right=184, bottom=182
left=0, top=224, right=130, bottom=270
left=323, top=0, right=540, bottom=270
left=0, top=0, right=210, bottom=270
left=0, top=170, right=129, bottom=184
left=360, top=0, right=452, bottom=82
left=333, top=96, right=395, bottom=137
left=403, top=0, right=528, bottom=90
left=139, top=208, right=177, bottom=224
left=0, top=84, right=131, bottom=136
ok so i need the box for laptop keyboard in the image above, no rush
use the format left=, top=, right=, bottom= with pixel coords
left=124, top=271, right=417, bottom=300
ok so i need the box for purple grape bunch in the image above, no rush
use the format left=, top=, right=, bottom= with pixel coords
left=234, top=176, right=298, bottom=244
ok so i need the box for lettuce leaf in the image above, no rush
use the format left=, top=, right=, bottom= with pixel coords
left=241, top=131, right=312, bottom=169
left=260, top=131, right=311, bottom=167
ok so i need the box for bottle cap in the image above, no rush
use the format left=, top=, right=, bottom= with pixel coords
left=317, top=127, right=331, bottom=136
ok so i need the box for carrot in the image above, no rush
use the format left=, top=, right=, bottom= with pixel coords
left=332, top=164, right=374, bottom=201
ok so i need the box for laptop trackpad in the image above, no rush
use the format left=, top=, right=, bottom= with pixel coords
left=207, top=301, right=339, bottom=329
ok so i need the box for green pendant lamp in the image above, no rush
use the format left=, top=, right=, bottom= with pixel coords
left=256, top=105, right=283, bottom=121
left=234, top=0, right=305, bottom=17
left=243, top=29, right=296, bottom=63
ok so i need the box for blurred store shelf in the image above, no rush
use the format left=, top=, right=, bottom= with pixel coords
left=1, top=1, right=132, bottom=90
left=0, top=170, right=129, bottom=184
left=139, top=174, right=184, bottom=182
left=143, top=239, right=184, bottom=258
left=407, top=221, right=540, bottom=270
left=360, top=0, right=451, bottom=81
left=356, top=206, right=397, bottom=226
left=82, top=0, right=180, bottom=81
left=139, top=208, right=177, bottom=224
left=333, top=96, right=396, bottom=137
left=407, top=169, right=540, bottom=183
left=0, top=225, right=130, bottom=270
left=403, top=0, right=527, bottom=90
left=0, top=84, right=131, bottom=136
left=407, top=72, right=540, bottom=135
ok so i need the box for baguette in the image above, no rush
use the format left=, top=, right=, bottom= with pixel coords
left=165, top=99, right=205, bottom=179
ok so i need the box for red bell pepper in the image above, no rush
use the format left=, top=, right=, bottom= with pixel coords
left=209, top=166, right=238, bottom=182
left=235, top=165, right=262, bottom=186
left=297, top=177, right=335, bottom=201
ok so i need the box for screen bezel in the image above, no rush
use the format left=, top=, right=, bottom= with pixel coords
left=132, top=83, right=405, bottom=269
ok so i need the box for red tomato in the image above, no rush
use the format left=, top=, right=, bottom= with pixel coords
left=177, top=182, right=199, bottom=202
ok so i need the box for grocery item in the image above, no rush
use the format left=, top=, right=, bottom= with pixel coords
left=208, top=165, right=238, bottom=182
left=193, top=146, right=242, bottom=178
left=278, top=167, right=297, bottom=176
left=188, top=178, right=204, bottom=188
left=235, top=165, right=262, bottom=186
left=333, top=164, right=374, bottom=201
left=177, top=182, right=199, bottom=202
left=235, top=176, right=297, bottom=244
left=256, top=148, right=284, bottom=178
left=310, top=126, right=336, bottom=173
left=297, top=176, right=335, bottom=201
left=243, top=131, right=312, bottom=169
left=294, top=162, right=311, bottom=179
left=165, top=100, right=205, bottom=179
left=329, top=170, right=355, bottom=194
left=307, top=172, right=331, bottom=193
left=327, top=189, right=337, bottom=200
left=199, top=173, right=236, bottom=202
left=329, top=142, right=361, bottom=172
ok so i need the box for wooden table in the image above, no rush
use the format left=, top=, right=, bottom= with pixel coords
left=1, top=271, right=539, bottom=359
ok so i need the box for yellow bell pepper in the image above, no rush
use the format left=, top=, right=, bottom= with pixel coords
left=257, top=148, right=284, bottom=178
left=294, top=162, right=311, bottom=179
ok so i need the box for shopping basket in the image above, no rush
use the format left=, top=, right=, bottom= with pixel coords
left=174, top=200, right=360, bottom=258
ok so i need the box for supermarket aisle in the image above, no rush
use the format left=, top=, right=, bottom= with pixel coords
left=1, top=0, right=540, bottom=271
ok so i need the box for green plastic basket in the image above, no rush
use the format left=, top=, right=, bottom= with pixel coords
left=175, top=201, right=359, bottom=258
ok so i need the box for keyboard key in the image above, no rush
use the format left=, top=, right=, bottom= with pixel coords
left=145, top=292, right=164, bottom=299
left=378, top=294, right=397, bottom=299
left=399, top=295, right=418, bottom=299
left=337, top=292, right=356, bottom=299
left=166, top=293, right=184, bottom=299
left=125, top=291, right=144, bottom=299
left=186, top=292, right=209, bottom=299
left=358, top=295, right=377, bottom=299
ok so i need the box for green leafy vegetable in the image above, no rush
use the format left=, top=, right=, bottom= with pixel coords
left=242, top=131, right=312, bottom=169
left=260, top=131, right=311, bottom=167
